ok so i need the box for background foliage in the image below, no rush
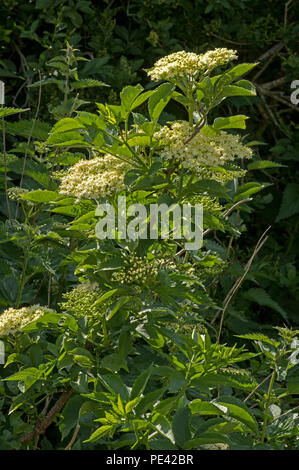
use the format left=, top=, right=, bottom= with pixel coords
left=0, top=0, right=298, bottom=451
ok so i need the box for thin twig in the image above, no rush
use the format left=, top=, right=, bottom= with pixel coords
left=261, top=77, right=287, bottom=89
left=1, top=118, right=12, bottom=223
left=272, top=404, right=299, bottom=423
left=20, top=387, right=73, bottom=445
left=65, top=423, right=81, bottom=450
left=243, top=373, right=272, bottom=403
left=207, top=32, right=249, bottom=46
left=16, top=70, right=42, bottom=218
left=284, top=0, right=294, bottom=27
left=168, top=198, right=252, bottom=263
left=253, top=43, right=285, bottom=82
left=256, top=42, right=285, bottom=63
left=212, top=226, right=271, bottom=343
left=183, top=102, right=207, bottom=145
left=259, top=87, right=299, bottom=112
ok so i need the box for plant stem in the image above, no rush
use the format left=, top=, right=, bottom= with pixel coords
left=16, top=250, right=30, bottom=308
left=261, top=369, right=275, bottom=443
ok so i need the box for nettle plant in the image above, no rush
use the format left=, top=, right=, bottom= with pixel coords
left=1, top=48, right=298, bottom=450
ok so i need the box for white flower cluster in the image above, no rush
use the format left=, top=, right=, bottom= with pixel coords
left=59, top=154, right=130, bottom=201
left=147, top=48, right=237, bottom=81
left=155, top=121, right=252, bottom=172
left=0, top=305, right=55, bottom=337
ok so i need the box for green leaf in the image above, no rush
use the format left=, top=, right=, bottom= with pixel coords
left=120, top=84, right=144, bottom=113
left=93, top=288, right=129, bottom=308
left=105, top=296, right=131, bottom=321
left=70, top=79, right=109, bottom=89
left=130, top=90, right=155, bottom=110
left=195, top=417, right=243, bottom=435
left=192, top=370, right=257, bottom=392
left=247, top=160, right=285, bottom=170
left=20, top=312, right=63, bottom=332
left=0, top=107, right=29, bottom=118
left=213, top=115, right=248, bottom=130
left=4, top=119, right=51, bottom=140
left=28, top=344, right=43, bottom=367
left=4, top=367, right=43, bottom=391
left=130, top=364, right=153, bottom=399
left=189, top=400, right=227, bottom=416
left=225, top=63, right=258, bottom=81
left=148, top=83, right=175, bottom=123
left=276, top=183, right=299, bottom=221
left=172, top=406, right=191, bottom=447
left=125, top=396, right=142, bottom=414
left=21, top=190, right=61, bottom=203
left=84, top=425, right=114, bottom=443
left=183, top=433, right=229, bottom=449
left=287, top=377, right=299, bottom=394
left=233, top=182, right=266, bottom=202
left=135, top=388, right=167, bottom=416
left=213, top=396, right=258, bottom=433
left=98, top=373, right=130, bottom=401
left=59, top=395, right=86, bottom=440
left=244, top=288, right=288, bottom=321
left=46, top=134, right=86, bottom=147
left=49, top=117, right=85, bottom=134
left=223, top=83, right=256, bottom=97
left=235, top=333, right=280, bottom=348
left=152, top=413, right=175, bottom=444
left=101, top=353, right=128, bottom=372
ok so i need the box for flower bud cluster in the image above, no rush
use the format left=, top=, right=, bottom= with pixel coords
left=60, top=282, right=103, bottom=319
left=7, top=187, right=30, bottom=202
left=112, top=254, right=160, bottom=286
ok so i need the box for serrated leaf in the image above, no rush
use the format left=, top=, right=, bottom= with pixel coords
left=235, top=333, right=280, bottom=348
left=70, top=79, right=109, bottom=89
left=172, top=406, right=191, bottom=447
left=125, top=396, right=141, bottom=414
left=244, top=288, right=288, bottom=321
left=135, top=388, right=167, bottom=416
left=247, top=160, right=285, bottom=170
left=152, top=413, right=175, bottom=444
left=84, top=425, right=114, bottom=443
left=233, top=182, right=266, bottom=202
left=4, top=367, right=43, bottom=391
left=148, top=83, right=175, bottom=123
left=120, top=84, right=144, bottom=113
left=4, top=119, right=51, bottom=140
left=59, top=395, right=85, bottom=440
left=226, top=63, right=258, bottom=81
left=49, top=117, right=85, bottom=135
left=130, top=364, right=153, bottom=399
left=0, top=107, right=29, bottom=118
left=223, top=83, right=256, bottom=97
left=21, top=190, right=60, bottom=203
left=213, top=115, right=248, bottom=130
left=189, top=400, right=227, bottom=416
left=213, top=396, right=258, bottom=433
left=183, top=432, right=229, bottom=449
left=276, top=183, right=299, bottom=221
